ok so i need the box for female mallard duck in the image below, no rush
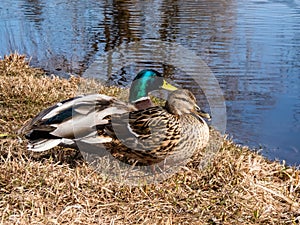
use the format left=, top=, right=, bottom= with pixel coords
left=19, top=70, right=210, bottom=165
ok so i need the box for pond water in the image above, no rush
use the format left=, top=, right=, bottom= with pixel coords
left=1, top=0, right=300, bottom=166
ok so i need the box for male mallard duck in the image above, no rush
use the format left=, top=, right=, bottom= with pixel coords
left=19, top=70, right=210, bottom=165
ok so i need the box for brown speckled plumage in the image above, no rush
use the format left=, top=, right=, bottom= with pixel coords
left=99, top=89, right=210, bottom=165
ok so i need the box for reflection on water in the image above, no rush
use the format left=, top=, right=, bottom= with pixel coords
left=0, top=0, right=300, bottom=165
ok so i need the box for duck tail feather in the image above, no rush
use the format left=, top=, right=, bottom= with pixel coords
left=27, top=139, right=63, bottom=152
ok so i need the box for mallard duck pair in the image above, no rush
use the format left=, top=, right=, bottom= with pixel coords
left=19, top=69, right=210, bottom=165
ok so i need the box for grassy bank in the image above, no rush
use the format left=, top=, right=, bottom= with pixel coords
left=0, top=54, right=299, bottom=224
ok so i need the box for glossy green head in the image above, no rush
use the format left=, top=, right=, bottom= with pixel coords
left=129, top=69, right=177, bottom=103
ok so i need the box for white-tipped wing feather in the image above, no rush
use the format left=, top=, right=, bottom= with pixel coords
left=19, top=94, right=137, bottom=151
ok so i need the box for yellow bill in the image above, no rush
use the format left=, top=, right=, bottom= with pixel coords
left=162, top=80, right=178, bottom=91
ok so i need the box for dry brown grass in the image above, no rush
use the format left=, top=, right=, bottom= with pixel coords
left=0, top=54, right=299, bottom=224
